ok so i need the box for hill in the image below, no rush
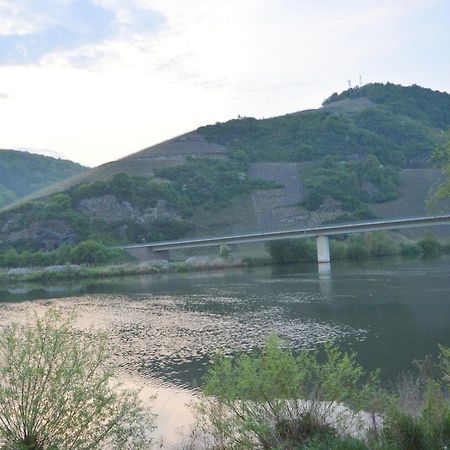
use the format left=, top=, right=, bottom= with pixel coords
left=0, top=83, right=449, bottom=254
left=0, top=150, right=86, bottom=209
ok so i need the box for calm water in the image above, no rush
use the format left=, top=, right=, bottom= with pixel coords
left=1, top=256, right=449, bottom=386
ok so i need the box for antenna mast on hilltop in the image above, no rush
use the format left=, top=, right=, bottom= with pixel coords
left=347, top=80, right=352, bottom=89
left=359, top=75, right=363, bottom=88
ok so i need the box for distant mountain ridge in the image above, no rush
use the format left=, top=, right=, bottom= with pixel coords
left=1, top=82, right=449, bottom=252
left=0, top=150, right=86, bottom=208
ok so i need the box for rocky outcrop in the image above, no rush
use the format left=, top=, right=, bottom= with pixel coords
left=77, top=195, right=137, bottom=224
left=3, top=219, right=74, bottom=250
left=77, top=195, right=180, bottom=226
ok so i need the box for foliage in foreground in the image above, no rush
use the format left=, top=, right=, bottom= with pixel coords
left=194, top=335, right=450, bottom=450
left=195, top=335, right=383, bottom=449
left=0, top=309, right=154, bottom=450
left=382, top=349, right=450, bottom=450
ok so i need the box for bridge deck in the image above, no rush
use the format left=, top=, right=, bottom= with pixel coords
left=119, top=215, right=450, bottom=252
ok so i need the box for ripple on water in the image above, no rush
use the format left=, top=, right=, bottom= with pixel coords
left=0, top=294, right=367, bottom=388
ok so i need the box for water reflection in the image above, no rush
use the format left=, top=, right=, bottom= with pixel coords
left=0, top=256, right=449, bottom=385
left=318, top=263, right=333, bottom=300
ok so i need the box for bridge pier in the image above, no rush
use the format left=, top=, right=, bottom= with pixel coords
left=316, top=235, right=330, bottom=264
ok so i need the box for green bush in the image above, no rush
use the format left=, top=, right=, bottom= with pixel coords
left=347, top=236, right=370, bottom=260
left=383, top=381, right=450, bottom=450
left=267, top=239, right=316, bottom=263
left=304, top=434, right=369, bottom=449
left=0, top=249, right=20, bottom=267
left=302, top=156, right=400, bottom=212
left=196, top=335, right=381, bottom=450
left=418, top=236, right=442, bottom=258
left=0, top=309, right=154, bottom=449
left=366, top=232, right=398, bottom=257
left=442, top=243, right=450, bottom=254
left=400, top=242, right=423, bottom=258
left=381, top=345, right=450, bottom=450
left=219, top=244, right=232, bottom=258
left=330, top=240, right=348, bottom=260
left=69, top=240, right=108, bottom=266
left=382, top=409, right=428, bottom=450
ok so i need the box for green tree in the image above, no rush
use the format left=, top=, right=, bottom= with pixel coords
left=0, top=309, right=154, bottom=449
left=196, top=335, right=382, bottom=449
left=418, top=236, right=442, bottom=258
left=346, top=236, right=370, bottom=260
left=219, top=244, right=232, bottom=258
left=267, top=239, right=316, bottom=263
left=366, top=232, right=398, bottom=257
left=69, top=240, right=108, bottom=266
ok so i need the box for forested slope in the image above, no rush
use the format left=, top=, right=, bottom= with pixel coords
left=0, top=150, right=86, bottom=208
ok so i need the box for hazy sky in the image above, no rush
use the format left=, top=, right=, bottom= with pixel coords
left=1, top=0, right=449, bottom=167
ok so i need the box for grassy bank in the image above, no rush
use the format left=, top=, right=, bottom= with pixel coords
left=0, top=256, right=273, bottom=285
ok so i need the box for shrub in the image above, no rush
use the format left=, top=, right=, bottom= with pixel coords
left=381, top=345, right=450, bottom=450
left=383, top=409, right=428, bottom=450
left=219, top=244, right=232, bottom=258
left=400, top=242, right=423, bottom=258
left=196, top=335, right=381, bottom=449
left=346, top=236, right=370, bottom=260
left=418, top=236, right=442, bottom=258
left=442, top=242, right=450, bottom=254
left=267, top=239, right=316, bottom=264
left=304, top=434, right=369, bottom=449
left=330, top=239, right=348, bottom=260
left=366, top=232, right=398, bottom=257
left=69, top=240, right=108, bottom=265
left=0, top=309, right=154, bottom=449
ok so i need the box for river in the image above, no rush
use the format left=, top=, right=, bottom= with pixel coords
left=0, top=256, right=449, bottom=445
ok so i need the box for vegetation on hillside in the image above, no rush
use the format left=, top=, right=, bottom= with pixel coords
left=155, top=156, right=273, bottom=210
left=302, top=154, right=399, bottom=213
left=429, top=132, right=450, bottom=208
left=0, top=156, right=274, bottom=253
left=323, top=82, right=450, bottom=129
left=198, top=83, right=450, bottom=218
left=199, top=84, right=448, bottom=168
left=0, top=150, right=86, bottom=208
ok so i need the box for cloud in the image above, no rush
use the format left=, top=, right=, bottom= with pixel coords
left=0, top=93, right=9, bottom=99
left=0, top=0, right=164, bottom=65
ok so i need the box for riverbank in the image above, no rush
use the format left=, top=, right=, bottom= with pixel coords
left=1, top=238, right=450, bottom=286
left=0, top=255, right=272, bottom=285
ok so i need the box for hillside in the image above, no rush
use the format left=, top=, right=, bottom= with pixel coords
left=0, top=83, right=449, bottom=254
left=0, top=150, right=86, bottom=208
left=199, top=84, right=448, bottom=167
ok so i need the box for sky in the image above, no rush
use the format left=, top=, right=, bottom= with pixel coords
left=0, top=0, right=449, bottom=167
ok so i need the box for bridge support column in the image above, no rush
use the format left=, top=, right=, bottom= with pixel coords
left=316, top=235, right=330, bottom=264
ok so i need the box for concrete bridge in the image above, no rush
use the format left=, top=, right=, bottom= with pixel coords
left=121, top=215, right=450, bottom=266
